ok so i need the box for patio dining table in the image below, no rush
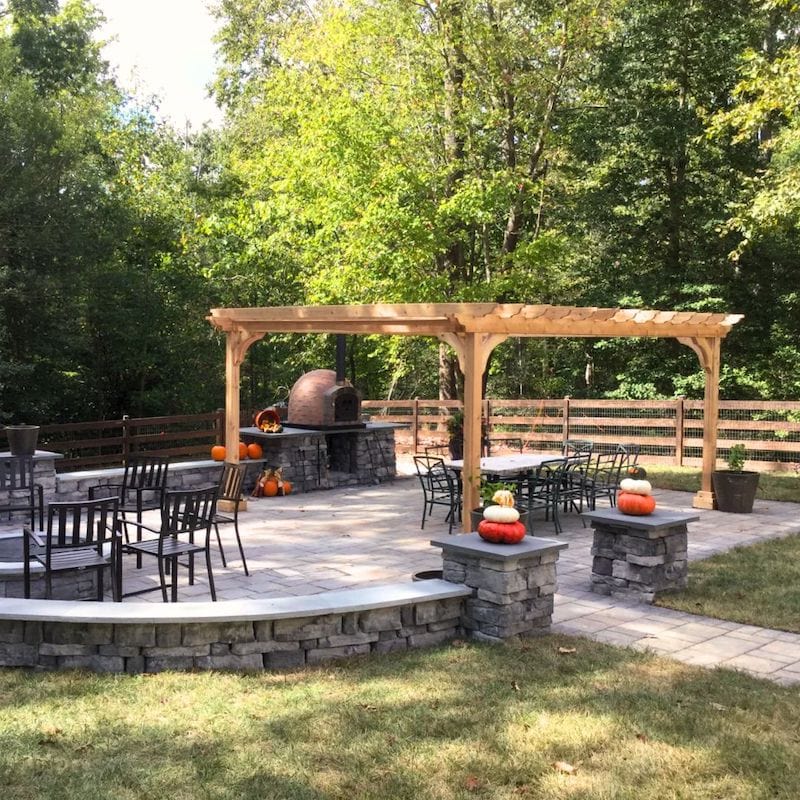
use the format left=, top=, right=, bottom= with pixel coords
left=444, top=453, right=556, bottom=477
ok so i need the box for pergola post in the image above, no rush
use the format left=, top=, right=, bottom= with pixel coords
left=222, top=328, right=265, bottom=464
left=679, top=336, right=721, bottom=509
left=442, top=332, right=508, bottom=530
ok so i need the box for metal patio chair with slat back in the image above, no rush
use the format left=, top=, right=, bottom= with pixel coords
left=515, top=456, right=570, bottom=534
left=583, top=446, right=627, bottom=510
left=413, top=455, right=462, bottom=535
left=88, top=455, right=170, bottom=568
left=211, top=462, right=249, bottom=575
left=0, top=455, right=44, bottom=531
left=23, top=496, right=121, bottom=601
left=120, top=485, right=219, bottom=602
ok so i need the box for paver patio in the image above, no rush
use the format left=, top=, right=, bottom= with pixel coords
left=4, top=457, right=800, bottom=684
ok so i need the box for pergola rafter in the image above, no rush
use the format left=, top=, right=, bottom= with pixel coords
left=208, top=303, right=743, bottom=527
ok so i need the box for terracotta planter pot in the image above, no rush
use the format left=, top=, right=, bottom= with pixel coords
left=712, top=470, right=760, bottom=513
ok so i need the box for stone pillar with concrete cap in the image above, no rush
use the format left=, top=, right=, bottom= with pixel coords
left=430, top=534, right=568, bottom=642
left=583, top=508, right=699, bottom=603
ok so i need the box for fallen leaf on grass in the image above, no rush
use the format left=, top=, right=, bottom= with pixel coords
left=451, top=639, right=468, bottom=648
left=512, top=681, right=520, bottom=692
left=557, top=646, right=577, bottom=655
left=636, top=732, right=648, bottom=743
left=710, top=702, right=727, bottom=711
left=465, top=775, right=483, bottom=791
left=552, top=761, right=578, bottom=774
left=359, top=703, right=378, bottom=711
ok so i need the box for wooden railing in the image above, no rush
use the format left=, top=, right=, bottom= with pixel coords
left=7, top=399, right=800, bottom=473
left=0, top=411, right=226, bottom=472
left=361, top=398, right=800, bottom=472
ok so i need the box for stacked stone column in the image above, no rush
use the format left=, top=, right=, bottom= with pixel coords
left=584, top=508, right=698, bottom=603
left=430, top=534, right=567, bottom=642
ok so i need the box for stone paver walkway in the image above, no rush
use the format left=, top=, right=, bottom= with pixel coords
left=9, top=458, right=800, bottom=684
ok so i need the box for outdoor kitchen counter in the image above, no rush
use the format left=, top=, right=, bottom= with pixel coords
left=239, top=423, right=400, bottom=491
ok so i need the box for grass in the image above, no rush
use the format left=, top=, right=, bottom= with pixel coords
left=3, top=638, right=800, bottom=799
left=655, top=534, right=800, bottom=633
left=645, top=464, right=800, bottom=503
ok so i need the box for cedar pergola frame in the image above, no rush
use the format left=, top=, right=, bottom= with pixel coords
left=208, top=303, right=743, bottom=528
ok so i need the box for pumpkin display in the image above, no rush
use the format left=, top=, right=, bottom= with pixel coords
left=617, top=491, right=656, bottom=516
left=491, top=489, right=516, bottom=507
left=619, top=477, right=652, bottom=496
left=238, top=441, right=249, bottom=459
left=482, top=504, right=520, bottom=523
left=210, top=445, right=226, bottom=462
left=282, top=480, right=293, bottom=495
left=477, top=519, right=526, bottom=544
left=262, top=478, right=280, bottom=497
left=247, top=442, right=263, bottom=460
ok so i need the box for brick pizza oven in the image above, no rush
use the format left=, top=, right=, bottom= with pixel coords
left=285, top=368, right=363, bottom=429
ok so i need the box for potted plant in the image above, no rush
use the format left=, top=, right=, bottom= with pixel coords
left=446, top=410, right=464, bottom=460
left=712, top=443, right=760, bottom=513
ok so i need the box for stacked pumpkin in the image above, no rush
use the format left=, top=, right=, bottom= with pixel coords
left=616, top=466, right=656, bottom=515
left=477, top=489, right=527, bottom=544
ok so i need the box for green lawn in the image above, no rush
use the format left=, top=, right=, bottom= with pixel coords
left=645, top=465, right=800, bottom=503
left=3, top=638, right=800, bottom=799
left=655, top=534, right=800, bottom=633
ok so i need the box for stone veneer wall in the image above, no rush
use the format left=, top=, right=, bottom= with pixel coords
left=0, top=594, right=467, bottom=673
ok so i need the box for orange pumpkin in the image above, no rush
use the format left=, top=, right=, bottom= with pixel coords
left=477, top=519, right=526, bottom=544
left=263, top=479, right=279, bottom=497
left=617, top=491, right=656, bottom=516
left=247, top=442, right=263, bottom=459
left=281, top=480, right=292, bottom=495
left=210, top=445, right=226, bottom=461
left=238, top=441, right=249, bottom=459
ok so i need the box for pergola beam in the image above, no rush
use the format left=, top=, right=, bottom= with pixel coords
left=208, top=303, right=743, bottom=522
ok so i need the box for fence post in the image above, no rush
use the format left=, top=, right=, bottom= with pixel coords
left=411, top=398, right=419, bottom=454
left=214, top=408, right=225, bottom=446
left=674, top=396, right=685, bottom=467
left=121, top=415, right=130, bottom=464
left=563, top=396, right=571, bottom=450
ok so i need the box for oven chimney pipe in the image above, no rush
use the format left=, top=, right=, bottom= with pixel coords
left=336, top=335, right=346, bottom=384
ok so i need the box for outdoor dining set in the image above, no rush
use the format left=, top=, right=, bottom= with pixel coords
left=0, top=454, right=250, bottom=603
left=413, top=440, right=641, bottom=536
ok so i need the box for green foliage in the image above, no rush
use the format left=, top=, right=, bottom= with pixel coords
left=727, top=443, right=747, bottom=472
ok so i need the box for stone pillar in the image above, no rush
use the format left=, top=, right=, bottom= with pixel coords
left=430, top=534, right=568, bottom=642
left=583, top=508, right=699, bottom=603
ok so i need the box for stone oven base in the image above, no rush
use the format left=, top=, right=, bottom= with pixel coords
left=240, top=422, right=398, bottom=492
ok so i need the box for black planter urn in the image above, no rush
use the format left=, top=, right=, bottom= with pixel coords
left=4, top=424, right=40, bottom=456
left=711, top=470, right=760, bottom=513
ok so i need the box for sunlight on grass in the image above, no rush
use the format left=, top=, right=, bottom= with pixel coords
left=2, top=638, right=800, bottom=799
left=655, top=534, right=800, bottom=632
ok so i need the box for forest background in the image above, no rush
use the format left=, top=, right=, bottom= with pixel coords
left=2, top=0, right=799, bottom=424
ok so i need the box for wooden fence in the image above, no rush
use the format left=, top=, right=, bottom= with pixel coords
left=6, top=399, right=800, bottom=473
left=361, top=398, right=800, bottom=473
left=0, top=411, right=226, bottom=472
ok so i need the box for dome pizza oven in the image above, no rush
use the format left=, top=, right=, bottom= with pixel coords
left=285, top=369, right=364, bottom=430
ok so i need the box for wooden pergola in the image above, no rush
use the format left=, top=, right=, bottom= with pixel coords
left=208, top=303, right=743, bottom=527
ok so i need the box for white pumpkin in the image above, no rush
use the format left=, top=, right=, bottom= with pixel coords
left=483, top=504, right=520, bottom=523
left=619, top=478, right=652, bottom=496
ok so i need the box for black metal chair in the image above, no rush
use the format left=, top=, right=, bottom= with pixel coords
left=23, top=497, right=121, bottom=601
left=89, top=455, right=170, bottom=568
left=413, top=455, right=462, bottom=535
left=563, top=439, right=594, bottom=457
left=211, top=462, right=249, bottom=575
left=583, top=447, right=627, bottom=510
left=120, top=486, right=218, bottom=602
left=0, top=455, right=44, bottom=530
left=515, top=457, right=569, bottom=534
